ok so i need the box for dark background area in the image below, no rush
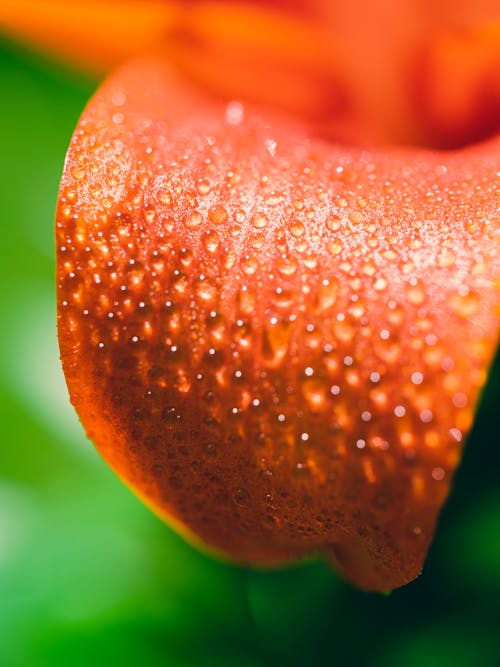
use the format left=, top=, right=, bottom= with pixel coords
left=1, top=38, right=499, bottom=666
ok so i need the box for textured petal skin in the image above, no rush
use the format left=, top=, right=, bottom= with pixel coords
left=57, top=60, right=500, bottom=590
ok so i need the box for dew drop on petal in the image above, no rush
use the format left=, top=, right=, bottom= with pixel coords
left=225, top=101, right=244, bottom=125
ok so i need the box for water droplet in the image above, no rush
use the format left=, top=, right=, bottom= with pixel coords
left=363, top=262, right=376, bottom=277
left=370, top=388, right=388, bottom=408
left=272, top=288, right=294, bottom=309
left=452, top=392, right=468, bottom=408
left=290, top=221, right=305, bottom=237
left=411, top=371, right=424, bottom=385
left=196, top=277, right=217, bottom=302
left=371, top=436, right=389, bottom=451
left=234, top=487, right=250, bottom=506
left=315, top=280, right=338, bottom=313
left=242, top=256, right=258, bottom=275
left=233, top=320, right=252, bottom=348
left=349, top=211, right=364, bottom=224
left=235, top=209, right=246, bottom=223
left=71, top=167, right=85, bottom=181
left=226, top=101, right=244, bottom=125
left=180, top=248, right=194, bottom=267
left=348, top=301, right=365, bottom=318
left=450, top=290, right=479, bottom=318
left=266, top=192, right=283, bottom=206
left=176, top=371, right=191, bottom=394
left=265, top=138, right=277, bottom=156
left=302, top=379, right=327, bottom=411
left=334, top=320, right=355, bottom=344
left=437, top=250, right=456, bottom=268
left=112, top=89, right=126, bottom=106
left=373, top=277, right=387, bottom=291
left=208, top=205, right=228, bottom=225
left=250, top=232, right=265, bottom=249
left=207, top=312, right=226, bottom=341
left=406, top=281, right=426, bottom=306
left=173, top=273, right=189, bottom=294
left=303, top=254, right=318, bottom=269
left=203, top=230, right=220, bottom=253
left=196, top=179, right=211, bottom=195
left=222, top=248, right=237, bottom=269
left=263, top=321, right=290, bottom=367
left=327, top=239, right=343, bottom=255
left=251, top=212, right=268, bottom=229
left=277, top=256, right=298, bottom=277
left=420, top=409, right=433, bottom=423
left=237, top=287, right=256, bottom=315
left=374, top=339, right=400, bottom=364
left=362, top=459, right=377, bottom=483
left=326, top=216, right=342, bottom=232
left=431, top=467, right=445, bottom=481
left=186, top=210, right=203, bottom=228
left=387, top=304, right=405, bottom=327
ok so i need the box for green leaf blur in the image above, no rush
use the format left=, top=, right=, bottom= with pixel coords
left=0, top=37, right=499, bottom=667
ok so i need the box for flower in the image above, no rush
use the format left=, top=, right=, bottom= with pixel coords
left=4, top=0, right=500, bottom=145
left=6, top=0, right=500, bottom=590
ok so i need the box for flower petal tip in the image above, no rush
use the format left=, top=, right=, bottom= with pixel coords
left=57, top=59, right=500, bottom=591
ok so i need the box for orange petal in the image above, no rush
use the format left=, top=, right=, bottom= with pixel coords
left=415, top=21, right=500, bottom=148
left=161, top=2, right=352, bottom=138
left=56, top=59, right=500, bottom=591
left=4, top=0, right=500, bottom=147
left=0, top=0, right=351, bottom=137
left=0, top=0, right=177, bottom=73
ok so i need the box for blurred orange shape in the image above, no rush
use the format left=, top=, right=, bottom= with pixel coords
left=416, top=21, right=500, bottom=148
left=3, top=0, right=500, bottom=146
left=0, top=1, right=176, bottom=72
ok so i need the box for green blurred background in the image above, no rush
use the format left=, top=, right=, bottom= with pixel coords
left=1, top=36, right=500, bottom=667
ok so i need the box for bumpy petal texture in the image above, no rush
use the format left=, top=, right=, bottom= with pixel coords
left=56, top=60, right=500, bottom=591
